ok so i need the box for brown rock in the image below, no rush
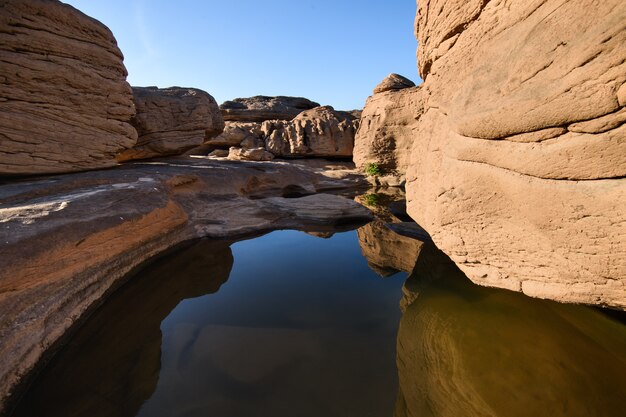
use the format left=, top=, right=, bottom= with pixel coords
left=228, top=146, right=275, bottom=161
left=0, top=0, right=137, bottom=175
left=404, top=0, right=626, bottom=308
left=117, top=87, right=224, bottom=161
left=208, top=149, right=229, bottom=158
left=221, top=96, right=320, bottom=122
left=204, top=121, right=263, bottom=148
left=373, top=73, right=416, bottom=94
left=263, top=106, right=355, bottom=158
left=354, top=86, right=424, bottom=178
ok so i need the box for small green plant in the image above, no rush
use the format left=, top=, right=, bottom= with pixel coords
left=363, top=193, right=381, bottom=207
left=364, top=162, right=381, bottom=176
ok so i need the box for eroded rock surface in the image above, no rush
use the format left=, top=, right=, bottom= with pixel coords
left=118, top=87, right=224, bottom=161
left=0, top=157, right=370, bottom=411
left=220, top=96, right=320, bottom=122
left=228, top=146, right=274, bottom=161
left=263, top=106, right=356, bottom=158
left=373, top=73, right=416, bottom=94
left=404, top=0, right=626, bottom=308
left=0, top=0, right=137, bottom=175
left=354, top=83, right=423, bottom=179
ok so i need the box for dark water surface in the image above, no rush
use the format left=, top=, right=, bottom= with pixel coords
left=11, top=227, right=626, bottom=417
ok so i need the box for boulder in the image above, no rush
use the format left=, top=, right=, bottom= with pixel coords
left=404, top=0, right=626, bottom=307
left=263, top=106, right=355, bottom=158
left=117, top=87, right=224, bottom=161
left=373, top=73, right=416, bottom=94
left=208, top=149, right=229, bottom=158
left=228, top=146, right=274, bottom=161
left=0, top=0, right=137, bottom=175
left=354, top=85, right=423, bottom=178
left=204, top=121, right=263, bottom=148
left=220, top=96, right=320, bottom=122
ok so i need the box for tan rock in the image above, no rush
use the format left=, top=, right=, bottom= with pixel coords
left=0, top=0, right=137, bottom=175
left=404, top=0, right=626, bottom=308
left=263, top=106, right=355, bottom=158
left=208, top=149, right=229, bottom=158
left=228, top=146, right=274, bottom=161
left=204, top=121, right=263, bottom=148
left=373, top=73, right=416, bottom=94
left=354, top=86, right=424, bottom=178
left=220, top=96, right=320, bottom=122
left=117, top=87, right=224, bottom=161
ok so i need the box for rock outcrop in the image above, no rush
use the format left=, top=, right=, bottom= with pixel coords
left=203, top=121, right=264, bottom=148
left=0, top=157, right=371, bottom=411
left=228, top=146, right=274, bottom=161
left=220, top=96, right=320, bottom=122
left=400, top=0, right=626, bottom=308
left=373, top=73, right=416, bottom=94
left=117, top=87, right=224, bottom=161
left=354, top=79, right=423, bottom=178
left=0, top=0, right=137, bottom=175
left=263, top=106, right=355, bottom=158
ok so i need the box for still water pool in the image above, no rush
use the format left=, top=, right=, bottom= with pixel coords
left=11, top=227, right=626, bottom=417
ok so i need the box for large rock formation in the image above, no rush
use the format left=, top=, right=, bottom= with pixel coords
left=402, top=0, right=626, bottom=308
left=0, top=0, right=137, bottom=175
left=220, top=96, right=320, bottom=122
left=263, top=106, right=356, bottom=158
left=354, top=77, right=422, bottom=178
left=117, top=87, right=224, bottom=161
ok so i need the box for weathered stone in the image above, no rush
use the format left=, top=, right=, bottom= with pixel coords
left=204, top=121, right=263, bottom=148
left=0, top=157, right=371, bottom=411
left=208, top=149, right=229, bottom=158
left=117, top=87, right=224, bottom=161
left=404, top=0, right=626, bottom=308
left=228, top=146, right=274, bottom=161
left=373, top=73, right=416, bottom=94
left=221, top=96, right=320, bottom=122
left=0, top=0, right=137, bottom=175
left=354, top=86, right=424, bottom=179
left=263, top=106, right=355, bottom=158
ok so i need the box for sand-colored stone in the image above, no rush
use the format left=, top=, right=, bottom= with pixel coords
left=263, top=106, right=356, bottom=158
left=220, top=96, right=320, bottom=122
left=373, top=73, right=416, bottom=94
left=203, top=121, right=263, bottom=148
left=117, top=87, right=224, bottom=161
left=0, top=0, right=137, bottom=175
left=228, top=146, right=274, bottom=161
left=402, top=0, right=626, bottom=308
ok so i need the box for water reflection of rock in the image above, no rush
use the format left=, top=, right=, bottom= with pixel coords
left=356, top=190, right=423, bottom=277
left=12, top=240, right=233, bottom=417
left=395, top=243, right=626, bottom=417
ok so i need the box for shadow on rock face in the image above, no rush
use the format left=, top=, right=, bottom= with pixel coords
left=11, top=240, right=233, bottom=417
left=395, top=243, right=626, bottom=417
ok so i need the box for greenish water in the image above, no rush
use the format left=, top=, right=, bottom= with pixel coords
left=10, top=228, right=626, bottom=417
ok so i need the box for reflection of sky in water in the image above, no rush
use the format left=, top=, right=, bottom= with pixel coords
left=138, top=230, right=407, bottom=417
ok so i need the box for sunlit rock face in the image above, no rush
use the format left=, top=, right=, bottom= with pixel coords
left=118, top=87, right=224, bottom=161
left=394, top=243, right=626, bottom=417
left=220, top=96, right=320, bottom=122
left=0, top=0, right=137, bottom=175
left=405, top=0, right=626, bottom=308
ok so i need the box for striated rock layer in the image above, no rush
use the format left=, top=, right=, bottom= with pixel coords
left=118, top=87, right=224, bottom=161
left=401, top=0, right=626, bottom=309
left=263, top=106, right=355, bottom=158
left=0, top=0, right=137, bottom=175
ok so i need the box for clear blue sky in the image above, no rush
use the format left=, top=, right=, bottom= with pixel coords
left=63, top=0, right=420, bottom=110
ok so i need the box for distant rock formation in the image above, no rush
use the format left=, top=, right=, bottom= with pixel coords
left=402, top=0, right=626, bottom=308
left=354, top=75, right=422, bottom=179
left=118, top=87, right=224, bottom=161
left=263, top=106, right=355, bottom=158
left=0, top=0, right=137, bottom=175
left=220, top=96, right=320, bottom=122
left=373, top=73, right=416, bottom=94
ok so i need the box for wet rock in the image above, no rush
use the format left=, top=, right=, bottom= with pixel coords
left=403, top=0, right=626, bottom=308
left=220, top=96, right=320, bottom=122
left=263, top=106, right=356, bottom=158
left=118, top=87, right=224, bottom=161
left=0, top=0, right=137, bottom=175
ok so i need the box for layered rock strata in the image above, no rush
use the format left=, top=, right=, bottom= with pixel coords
left=0, top=158, right=370, bottom=412
left=220, top=96, right=320, bottom=122
left=401, top=0, right=626, bottom=308
left=117, top=87, right=224, bottom=161
left=0, top=0, right=137, bottom=175
left=263, top=106, right=355, bottom=158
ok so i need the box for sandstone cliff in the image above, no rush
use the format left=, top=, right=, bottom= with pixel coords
left=400, top=0, right=626, bottom=308
left=118, top=87, right=224, bottom=161
left=0, top=0, right=137, bottom=175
